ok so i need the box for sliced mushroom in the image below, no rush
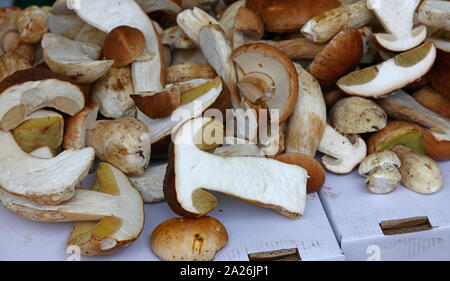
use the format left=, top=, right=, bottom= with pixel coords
left=42, top=33, right=114, bottom=84
left=318, top=124, right=367, bottom=174
left=0, top=162, right=144, bottom=256
left=86, top=118, right=151, bottom=177
left=47, top=12, right=85, bottom=40
left=0, top=130, right=94, bottom=205
left=218, top=0, right=245, bottom=34
left=213, top=136, right=264, bottom=157
left=165, top=63, right=216, bottom=83
left=237, top=72, right=274, bottom=103
left=418, top=1, right=450, bottom=31
left=358, top=151, right=402, bottom=194
left=301, top=1, right=375, bottom=43
left=367, top=121, right=425, bottom=155
left=330, top=96, right=387, bottom=134
left=265, top=38, right=325, bottom=60
left=171, top=48, right=209, bottom=65
left=246, top=0, right=340, bottom=33
left=132, top=86, right=180, bottom=119
left=164, top=117, right=308, bottom=218
left=370, top=0, right=426, bottom=51
left=392, top=145, right=443, bottom=194
left=103, top=26, right=146, bottom=68
left=151, top=216, right=228, bottom=261
left=337, top=42, right=436, bottom=97
left=129, top=161, right=167, bottom=203
left=177, top=7, right=224, bottom=46
left=232, top=43, right=299, bottom=123
left=15, top=6, right=48, bottom=44
left=377, top=90, right=450, bottom=161
left=12, top=110, right=64, bottom=153
left=285, top=63, right=326, bottom=157
left=74, top=0, right=165, bottom=93
left=0, top=50, right=32, bottom=83
left=63, top=103, right=99, bottom=150
left=0, top=68, right=85, bottom=131
left=308, top=28, right=364, bottom=89
left=74, top=24, right=107, bottom=46
left=91, top=66, right=137, bottom=119
left=161, top=26, right=196, bottom=49
left=413, top=86, right=450, bottom=119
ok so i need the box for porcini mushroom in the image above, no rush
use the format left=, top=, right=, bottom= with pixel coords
left=46, top=12, right=85, bottom=40
left=151, top=216, right=228, bottom=261
left=103, top=25, right=146, bottom=68
left=412, top=86, right=450, bottom=119
left=392, top=145, right=443, bottom=194
left=369, top=0, right=426, bottom=52
left=337, top=42, right=436, bottom=97
left=428, top=37, right=450, bottom=99
left=130, top=161, right=167, bottom=203
left=418, top=1, right=450, bottom=31
left=63, top=103, right=99, bottom=150
left=234, top=7, right=264, bottom=41
left=0, top=68, right=85, bottom=131
left=330, top=96, right=387, bottom=134
left=318, top=124, right=367, bottom=174
left=358, top=151, right=402, bottom=194
left=41, top=33, right=114, bottom=84
left=15, top=6, right=48, bottom=44
left=161, top=26, right=196, bottom=49
left=0, top=162, right=144, bottom=256
left=177, top=7, right=224, bottom=46
left=132, top=86, right=181, bottom=119
left=29, top=146, right=55, bottom=159
left=165, top=63, right=216, bottom=83
left=0, top=130, right=94, bottom=205
left=86, top=118, right=151, bottom=177
left=164, top=117, right=308, bottom=218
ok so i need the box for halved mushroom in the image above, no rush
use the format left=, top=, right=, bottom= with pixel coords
left=177, top=7, right=224, bottom=46
left=218, top=0, right=245, bottom=34
left=151, top=216, right=228, bottom=261
left=12, top=110, right=64, bottom=153
left=392, top=145, right=443, bottom=194
left=232, top=43, right=299, bottom=123
left=103, top=25, right=146, bottom=68
left=358, top=150, right=402, bottom=194
left=0, top=129, right=94, bottom=205
left=0, top=68, right=85, bottom=131
left=367, top=121, right=426, bottom=155
left=330, top=96, right=387, bottom=134
left=301, top=1, right=374, bottom=43
left=377, top=90, right=450, bottom=161
left=132, top=86, right=181, bottom=119
left=74, top=0, right=165, bottom=93
left=165, top=63, right=216, bottom=84
left=285, top=63, right=326, bottom=157
left=42, top=33, right=114, bottom=84
left=337, top=42, right=436, bottom=97
left=130, top=161, right=167, bottom=203
left=135, top=0, right=182, bottom=14
left=308, top=28, right=364, bottom=89
left=47, top=12, right=85, bottom=40
left=86, top=118, right=151, bottom=177
left=164, top=117, right=308, bottom=218
left=369, top=0, right=426, bottom=51
left=63, top=103, right=99, bottom=150
left=237, top=72, right=274, bottom=103
left=91, top=66, right=137, bottom=119
left=418, top=1, right=450, bottom=31
left=246, top=0, right=340, bottom=33
left=234, top=7, right=264, bottom=41
left=413, top=86, right=450, bottom=119
left=0, top=162, right=144, bottom=256
left=161, top=26, right=196, bottom=49
left=318, top=124, right=367, bottom=174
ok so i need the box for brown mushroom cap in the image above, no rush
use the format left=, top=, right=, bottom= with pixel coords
left=150, top=216, right=228, bottom=261
left=103, top=25, right=146, bottom=68
left=131, top=87, right=181, bottom=119
left=308, top=28, right=364, bottom=89
left=275, top=153, right=325, bottom=194
left=246, top=0, right=340, bottom=32
left=429, top=48, right=450, bottom=100
left=413, top=86, right=450, bottom=119
left=423, top=129, right=450, bottom=161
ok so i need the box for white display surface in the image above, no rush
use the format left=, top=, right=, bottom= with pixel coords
left=319, top=160, right=450, bottom=261
left=0, top=167, right=344, bottom=261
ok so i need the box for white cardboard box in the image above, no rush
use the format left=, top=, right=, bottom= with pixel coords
left=0, top=172, right=344, bottom=261
left=319, top=160, right=450, bottom=261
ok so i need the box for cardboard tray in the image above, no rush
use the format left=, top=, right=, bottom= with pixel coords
left=0, top=169, right=344, bottom=261
left=319, top=160, right=450, bottom=261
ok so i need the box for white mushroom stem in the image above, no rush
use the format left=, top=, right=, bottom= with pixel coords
left=418, top=1, right=450, bottom=31
left=318, top=124, right=367, bottom=174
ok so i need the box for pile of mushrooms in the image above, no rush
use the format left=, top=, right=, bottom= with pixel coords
left=0, top=0, right=448, bottom=261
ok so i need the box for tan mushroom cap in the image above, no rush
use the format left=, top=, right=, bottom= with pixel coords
left=103, top=25, right=146, bottom=68
left=232, top=43, right=299, bottom=124
left=150, top=216, right=228, bottom=261
left=246, top=0, right=340, bottom=32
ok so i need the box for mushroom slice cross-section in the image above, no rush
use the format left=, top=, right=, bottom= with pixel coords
left=418, top=1, right=450, bottom=31
left=370, top=0, right=427, bottom=52
left=0, top=68, right=85, bottom=131
left=232, top=43, right=299, bottom=123
left=42, top=33, right=114, bottom=84
left=164, top=117, right=308, bottom=219
left=0, top=130, right=94, bottom=205
left=0, top=162, right=144, bottom=256
left=74, top=0, right=165, bottom=93
left=337, top=42, right=436, bottom=97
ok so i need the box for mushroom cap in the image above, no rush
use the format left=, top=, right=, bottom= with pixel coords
left=358, top=150, right=401, bottom=177
left=429, top=45, right=450, bottom=100
left=63, top=103, right=99, bottom=150
left=330, top=96, right=387, bottom=134
left=150, top=216, right=228, bottom=261
left=132, top=86, right=180, bottom=119
left=246, top=0, right=340, bottom=32
left=308, top=28, right=364, bottom=89
left=423, top=129, right=450, bottom=161
left=232, top=43, right=299, bottom=124
left=413, top=86, right=450, bottom=119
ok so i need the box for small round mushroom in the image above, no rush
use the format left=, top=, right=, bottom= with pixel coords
left=15, top=6, right=48, bottom=44
left=330, top=96, right=387, bottom=134
left=358, top=151, right=402, bottom=194
left=150, top=216, right=229, bottom=261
